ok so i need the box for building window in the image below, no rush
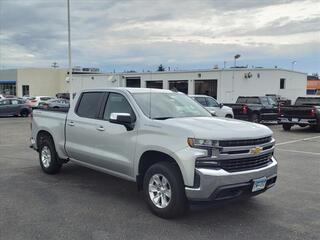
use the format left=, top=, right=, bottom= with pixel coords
left=146, top=81, right=163, bottom=89
left=194, top=80, right=218, bottom=99
left=0, top=82, right=16, bottom=96
left=280, top=78, right=286, bottom=89
left=126, top=77, right=141, bottom=88
left=22, top=85, right=30, bottom=96
left=168, top=80, right=188, bottom=94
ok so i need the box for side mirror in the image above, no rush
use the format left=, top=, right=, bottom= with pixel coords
left=219, top=103, right=224, bottom=108
left=209, top=110, right=216, bottom=116
left=109, top=113, right=134, bottom=130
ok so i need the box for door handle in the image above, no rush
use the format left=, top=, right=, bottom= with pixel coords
left=67, top=121, right=75, bottom=126
left=96, top=126, right=105, bottom=131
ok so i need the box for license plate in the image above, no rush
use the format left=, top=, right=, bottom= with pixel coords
left=252, top=177, right=267, bottom=192
left=292, top=118, right=299, bottom=122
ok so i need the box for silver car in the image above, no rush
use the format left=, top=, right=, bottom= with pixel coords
left=0, top=98, right=31, bottom=117
left=190, top=95, right=234, bottom=118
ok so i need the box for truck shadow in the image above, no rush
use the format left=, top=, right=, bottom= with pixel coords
left=41, top=162, right=274, bottom=222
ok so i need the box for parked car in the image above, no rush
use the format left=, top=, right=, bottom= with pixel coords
left=225, top=96, right=278, bottom=123
left=265, top=94, right=291, bottom=106
left=0, top=94, right=5, bottom=99
left=27, top=96, right=54, bottom=108
left=56, top=92, right=70, bottom=100
left=189, top=95, right=234, bottom=118
left=0, top=98, right=31, bottom=117
left=40, top=98, right=70, bottom=109
left=31, top=88, right=277, bottom=218
left=278, top=97, right=320, bottom=131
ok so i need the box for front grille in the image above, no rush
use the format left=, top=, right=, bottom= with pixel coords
left=218, top=153, right=272, bottom=172
left=219, top=136, right=272, bottom=147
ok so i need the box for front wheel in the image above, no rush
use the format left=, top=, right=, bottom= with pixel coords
left=143, top=162, right=188, bottom=219
left=38, top=136, right=62, bottom=174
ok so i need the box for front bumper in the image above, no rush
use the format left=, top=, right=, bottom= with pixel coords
left=185, top=156, right=277, bottom=202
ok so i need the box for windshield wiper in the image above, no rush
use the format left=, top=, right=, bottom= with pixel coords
left=152, top=117, right=173, bottom=120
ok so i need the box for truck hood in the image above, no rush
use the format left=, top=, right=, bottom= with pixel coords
left=163, top=117, right=272, bottom=140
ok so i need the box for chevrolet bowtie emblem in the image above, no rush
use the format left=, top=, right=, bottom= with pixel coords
left=250, top=147, right=263, bottom=155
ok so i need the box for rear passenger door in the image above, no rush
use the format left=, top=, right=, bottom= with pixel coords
left=65, top=91, right=106, bottom=167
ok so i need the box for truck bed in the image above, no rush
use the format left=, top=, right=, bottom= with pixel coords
left=31, top=109, right=68, bottom=158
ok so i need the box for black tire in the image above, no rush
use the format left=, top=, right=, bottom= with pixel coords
left=250, top=113, right=260, bottom=123
left=283, top=123, right=292, bottom=131
left=20, top=109, right=29, bottom=117
left=225, top=114, right=233, bottom=118
left=38, top=135, right=62, bottom=174
left=143, top=162, right=188, bottom=219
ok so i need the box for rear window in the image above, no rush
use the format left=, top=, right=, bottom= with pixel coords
left=76, top=92, right=105, bottom=118
left=237, top=97, right=260, bottom=104
left=40, top=97, right=52, bottom=101
left=295, top=97, right=320, bottom=106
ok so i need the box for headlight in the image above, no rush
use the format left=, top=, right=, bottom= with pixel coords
left=187, top=138, right=219, bottom=148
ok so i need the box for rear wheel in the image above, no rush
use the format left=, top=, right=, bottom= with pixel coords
left=283, top=123, right=292, bottom=131
left=225, top=114, right=233, bottom=118
left=20, top=109, right=29, bottom=117
left=143, top=162, right=188, bottom=219
left=38, top=135, right=62, bottom=174
left=250, top=113, right=260, bottom=123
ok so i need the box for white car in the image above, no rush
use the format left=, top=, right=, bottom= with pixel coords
left=27, top=96, right=54, bottom=108
left=0, top=94, right=5, bottom=99
left=189, top=95, right=234, bottom=118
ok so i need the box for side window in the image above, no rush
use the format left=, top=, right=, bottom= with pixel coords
left=76, top=92, right=104, bottom=119
left=11, top=100, right=19, bottom=105
left=0, top=100, right=10, bottom=105
left=206, top=97, right=219, bottom=107
left=103, top=93, right=135, bottom=121
left=195, top=97, right=207, bottom=106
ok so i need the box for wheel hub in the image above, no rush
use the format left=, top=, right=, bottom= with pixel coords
left=41, top=146, right=51, bottom=168
left=148, top=174, right=171, bottom=209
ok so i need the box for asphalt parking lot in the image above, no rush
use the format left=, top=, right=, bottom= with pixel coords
left=0, top=117, right=319, bottom=240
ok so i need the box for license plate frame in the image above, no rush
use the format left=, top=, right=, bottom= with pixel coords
left=252, top=177, right=267, bottom=192
left=292, top=118, right=299, bottom=122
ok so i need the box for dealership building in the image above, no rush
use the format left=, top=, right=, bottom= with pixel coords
left=71, top=68, right=307, bottom=102
left=0, top=67, right=307, bottom=102
left=0, top=68, right=68, bottom=97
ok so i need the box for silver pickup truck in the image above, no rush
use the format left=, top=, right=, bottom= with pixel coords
left=31, top=88, right=277, bottom=218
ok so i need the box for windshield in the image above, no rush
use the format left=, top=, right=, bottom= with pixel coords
left=132, top=92, right=211, bottom=119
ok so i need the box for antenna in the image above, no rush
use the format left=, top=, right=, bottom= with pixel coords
left=149, top=70, right=152, bottom=118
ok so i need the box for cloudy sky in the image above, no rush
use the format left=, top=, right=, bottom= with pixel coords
left=0, top=0, right=319, bottom=73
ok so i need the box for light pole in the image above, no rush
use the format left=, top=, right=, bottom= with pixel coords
left=232, top=54, right=241, bottom=101
left=291, top=60, right=296, bottom=71
left=234, top=54, right=241, bottom=67
left=67, top=0, right=72, bottom=103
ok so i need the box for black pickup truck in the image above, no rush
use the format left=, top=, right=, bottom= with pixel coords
left=225, top=96, right=278, bottom=123
left=278, top=97, right=320, bottom=131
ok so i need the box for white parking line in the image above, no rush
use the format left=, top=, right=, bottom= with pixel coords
left=275, top=135, right=320, bottom=146
left=277, top=148, right=320, bottom=156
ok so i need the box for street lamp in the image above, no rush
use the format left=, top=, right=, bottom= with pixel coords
left=232, top=54, right=241, bottom=101
left=291, top=60, right=297, bottom=71
left=234, top=54, right=241, bottom=67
